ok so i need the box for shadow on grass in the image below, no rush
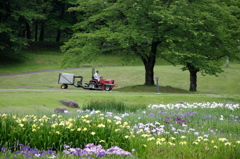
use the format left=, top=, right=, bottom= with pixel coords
left=116, top=85, right=190, bottom=93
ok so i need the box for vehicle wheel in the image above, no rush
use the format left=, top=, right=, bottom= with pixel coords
left=104, top=86, right=111, bottom=91
left=89, top=82, right=96, bottom=89
left=61, top=84, right=68, bottom=89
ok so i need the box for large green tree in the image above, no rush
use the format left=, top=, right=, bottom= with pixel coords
left=156, top=0, right=240, bottom=91
left=61, top=0, right=239, bottom=89
left=164, top=0, right=240, bottom=91
left=62, top=0, right=178, bottom=85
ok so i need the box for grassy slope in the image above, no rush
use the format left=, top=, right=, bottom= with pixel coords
left=0, top=50, right=239, bottom=113
left=0, top=50, right=172, bottom=75
left=0, top=51, right=63, bottom=74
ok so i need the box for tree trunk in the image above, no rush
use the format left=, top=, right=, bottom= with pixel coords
left=39, top=22, right=45, bottom=41
left=35, top=20, right=38, bottom=41
left=187, top=63, right=199, bottom=92
left=142, top=41, right=158, bottom=86
left=56, top=28, right=61, bottom=42
left=19, top=29, right=26, bottom=37
left=56, top=3, right=65, bottom=42
left=26, top=22, right=31, bottom=39
left=143, top=59, right=155, bottom=86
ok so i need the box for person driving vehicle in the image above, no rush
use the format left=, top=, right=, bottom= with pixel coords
left=94, top=70, right=100, bottom=82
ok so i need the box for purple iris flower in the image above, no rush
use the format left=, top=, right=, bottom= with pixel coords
left=85, top=143, right=94, bottom=148
left=1, top=147, right=7, bottom=151
left=97, top=151, right=106, bottom=157
left=164, top=120, right=170, bottom=124
left=64, top=144, right=69, bottom=148
left=22, top=146, right=30, bottom=150
left=148, top=113, right=155, bottom=117
left=158, top=110, right=164, bottom=113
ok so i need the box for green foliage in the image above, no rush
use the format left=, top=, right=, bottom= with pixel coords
left=0, top=0, right=81, bottom=63
left=0, top=0, right=44, bottom=60
left=83, top=100, right=126, bottom=113
left=0, top=32, right=28, bottom=62
left=82, top=100, right=147, bottom=113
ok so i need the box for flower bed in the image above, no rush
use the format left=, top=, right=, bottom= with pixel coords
left=0, top=102, right=239, bottom=158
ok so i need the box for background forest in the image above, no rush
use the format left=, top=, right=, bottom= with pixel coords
left=0, top=0, right=77, bottom=54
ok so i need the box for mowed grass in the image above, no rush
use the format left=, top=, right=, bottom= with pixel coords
left=0, top=50, right=240, bottom=114
left=1, top=64, right=240, bottom=95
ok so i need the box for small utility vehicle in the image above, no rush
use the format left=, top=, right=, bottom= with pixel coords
left=58, top=69, right=118, bottom=91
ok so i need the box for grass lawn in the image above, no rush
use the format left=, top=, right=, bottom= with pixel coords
left=1, top=88, right=239, bottom=114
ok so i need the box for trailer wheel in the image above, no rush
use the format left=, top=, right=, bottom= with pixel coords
left=104, top=86, right=111, bottom=91
left=61, top=84, right=68, bottom=89
left=89, top=82, right=96, bottom=89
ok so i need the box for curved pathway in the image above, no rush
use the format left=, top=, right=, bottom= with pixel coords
left=0, top=65, right=138, bottom=77
left=0, top=67, right=98, bottom=88
left=0, top=67, right=95, bottom=77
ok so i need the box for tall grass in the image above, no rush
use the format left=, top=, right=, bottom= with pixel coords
left=82, top=100, right=147, bottom=113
